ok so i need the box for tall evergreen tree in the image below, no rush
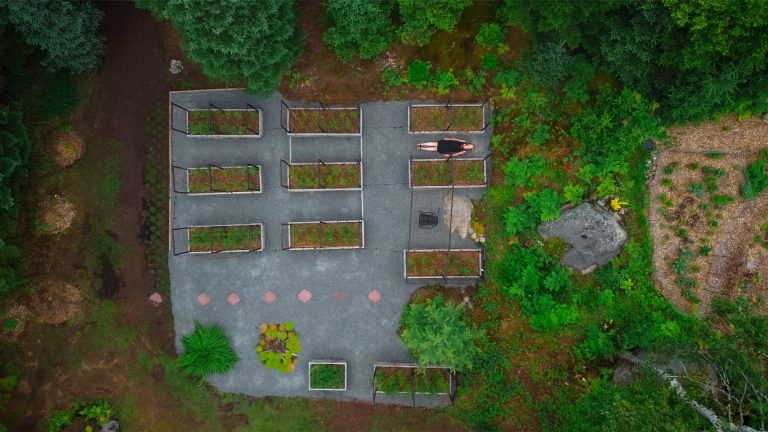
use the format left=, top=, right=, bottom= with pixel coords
left=141, top=0, right=304, bottom=93
left=322, top=0, right=395, bottom=62
left=3, top=0, right=104, bottom=73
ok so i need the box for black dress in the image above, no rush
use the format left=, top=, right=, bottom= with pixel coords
left=437, top=139, right=463, bottom=154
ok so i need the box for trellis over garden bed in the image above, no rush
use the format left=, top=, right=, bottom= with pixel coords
left=404, top=249, right=482, bottom=280
left=280, top=159, right=363, bottom=191
left=371, top=363, right=456, bottom=406
left=409, top=156, right=489, bottom=188
left=280, top=100, right=362, bottom=136
left=308, top=360, right=347, bottom=391
left=408, top=99, right=490, bottom=134
left=282, top=220, right=364, bottom=250
left=171, top=223, right=263, bottom=255
left=170, top=102, right=262, bottom=137
left=172, top=164, right=261, bottom=194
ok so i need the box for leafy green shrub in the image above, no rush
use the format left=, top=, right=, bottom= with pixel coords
left=432, top=69, right=459, bottom=95
left=571, top=89, right=664, bottom=175
left=41, top=399, right=116, bottom=432
left=575, top=323, right=616, bottom=361
left=398, top=0, right=472, bottom=46
left=687, top=182, right=706, bottom=199
left=711, top=194, right=735, bottom=209
left=524, top=188, right=562, bottom=222
left=380, top=66, right=408, bottom=91
left=178, top=321, right=239, bottom=378
left=257, top=322, right=300, bottom=373
left=521, top=41, right=573, bottom=86
left=563, top=183, right=585, bottom=206
left=399, top=295, right=482, bottom=371
left=407, top=60, right=431, bottom=89
left=504, top=204, right=534, bottom=235
left=322, top=0, right=395, bottom=61
left=741, top=150, right=768, bottom=200
left=527, top=123, right=550, bottom=146
left=481, top=53, right=499, bottom=70
left=475, top=23, right=506, bottom=49
left=462, top=68, right=486, bottom=95
left=79, top=400, right=113, bottom=424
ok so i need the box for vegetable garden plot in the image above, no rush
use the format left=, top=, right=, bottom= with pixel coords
left=409, top=104, right=484, bottom=133
left=373, top=365, right=451, bottom=395
left=186, top=165, right=260, bottom=193
left=187, top=109, right=260, bottom=136
left=288, top=108, right=360, bottom=134
left=187, top=224, right=262, bottom=253
left=287, top=162, right=361, bottom=190
left=404, top=249, right=482, bottom=278
left=410, top=159, right=486, bottom=188
left=308, top=361, right=347, bottom=391
left=287, top=221, right=363, bottom=249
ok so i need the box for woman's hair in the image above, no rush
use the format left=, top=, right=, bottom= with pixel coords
left=462, top=143, right=475, bottom=150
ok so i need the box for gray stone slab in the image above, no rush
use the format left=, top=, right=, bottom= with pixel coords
left=169, top=90, right=491, bottom=405
left=538, top=203, right=628, bottom=273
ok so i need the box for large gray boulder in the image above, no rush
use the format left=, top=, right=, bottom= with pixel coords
left=538, top=203, right=627, bottom=274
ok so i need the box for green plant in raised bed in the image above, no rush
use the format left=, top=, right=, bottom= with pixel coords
left=256, top=321, right=300, bottom=373
left=376, top=369, right=410, bottom=395
left=178, top=321, right=239, bottom=378
left=415, top=368, right=449, bottom=394
left=310, top=364, right=345, bottom=390
left=464, top=162, right=484, bottom=183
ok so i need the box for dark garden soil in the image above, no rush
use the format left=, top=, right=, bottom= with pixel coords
left=290, top=222, right=362, bottom=248
left=188, top=166, right=259, bottom=193
left=406, top=250, right=481, bottom=277
left=288, top=108, right=360, bottom=133
left=289, top=163, right=361, bottom=189
left=411, top=159, right=485, bottom=186
left=188, top=109, right=259, bottom=135
left=189, top=225, right=261, bottom=252
left=410, top=105, right=484, bottom=132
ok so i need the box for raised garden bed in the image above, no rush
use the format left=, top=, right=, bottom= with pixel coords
left=256, top=321, right=300, bottom=373
left=410, top=159, right=486, bottom=187
left=405, top=249, right=482, bottom=278
left=288, top=162, right=361, bottom=190
left=187, top=165, right=260, bottom=193
left=188, top=224, right=262, bottom=253
left=374, top=365, right=451, bottom=395
left=409, top=104, right=484, bottom=133
left=188, top=109, right=260, bottom=136
left=288, top=108, right=360, bottom=134
left=288, top=221, right=363, bottom=249
left=308, top=361, right=347, bottom=391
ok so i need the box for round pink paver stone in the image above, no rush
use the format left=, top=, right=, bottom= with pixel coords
left=368, top=289, right=381, bottom=303
left=298, top=289, right=313, bottom=303
left=226, top=293, right=241, bottom=305
left=196, top=293, right=210, bottom=306
left=263, top=290, right=276, bottom=304
left=334, top=290, right=347, bottom=302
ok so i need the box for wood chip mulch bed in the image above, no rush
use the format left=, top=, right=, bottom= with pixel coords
left=288, top=163, right=361, bottom=189
left=188, top=225, right=261, bottom=252
left=650, top=150, right=768, bottom=315
left=188, top=110, right=259, bottom=136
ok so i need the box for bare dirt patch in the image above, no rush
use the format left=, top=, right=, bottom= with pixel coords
left=650, top=148, right=768, bottom=315
left=30, top=281, right=82, bottom=325
left=53, top=131, right=84, bottom=167
left=39, top=195, right=75, bottom=234
left=0, top=304, right=30, bottom=342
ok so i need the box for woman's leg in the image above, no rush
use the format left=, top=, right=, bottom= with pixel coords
left=417, top=141, right=438, bottom=151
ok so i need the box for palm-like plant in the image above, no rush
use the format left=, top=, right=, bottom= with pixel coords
left=399, top=296, right=481, bottom=371
left=178, top=321, right=239, bottom=378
